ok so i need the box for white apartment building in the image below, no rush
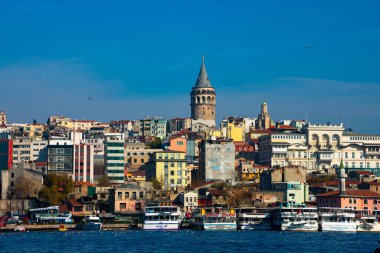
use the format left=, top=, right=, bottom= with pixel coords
left=259, top=123, right=380, bottom=174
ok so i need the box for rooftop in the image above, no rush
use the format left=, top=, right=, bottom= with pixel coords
left=317, top=189, right=380, bottom=197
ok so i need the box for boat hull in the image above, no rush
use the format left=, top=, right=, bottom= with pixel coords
left=281, top=222, right=318, bottom=231
left=79, top=222, right=102, bottom=231
left=320, top=222, right=357, bottom=232
left=204, top=222, right=237, bottom=230
left=240, top=223, right=271, bottom=230
left=143, top=221, right=179, bottom=230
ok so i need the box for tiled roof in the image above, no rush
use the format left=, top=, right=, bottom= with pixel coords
left=317, top=190, right=380, bottom=197
left=68, top=198, right=82, bottom=206
left=326, top=180, right=361, bottom=187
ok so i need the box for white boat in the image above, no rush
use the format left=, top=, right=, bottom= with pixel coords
left=191, top=207, right=237, bottom=230
left=236, top=207, right=271, bottom=230
left=270, top=206, right=319, bottom=231
left=143, top=206, right=181, bottom=230
left=356, top=210, right=380, bottom=232
left=319, top=208, right=357, bottom=232
left=78, top=216, right=102, bottom=231
left=14, top=226, right=26, bottom=232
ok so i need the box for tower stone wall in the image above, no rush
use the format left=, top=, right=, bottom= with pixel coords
left=190, top=57, right=216, bottom=124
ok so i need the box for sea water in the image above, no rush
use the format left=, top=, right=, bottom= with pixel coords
left=0, top=230, right=378, bottom=253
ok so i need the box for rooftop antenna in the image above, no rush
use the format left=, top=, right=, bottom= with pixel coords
left=340, top=111, right=343, bottom=126
left=305, top=109, right=308, bottom=124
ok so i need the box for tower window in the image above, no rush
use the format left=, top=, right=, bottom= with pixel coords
left=202, top=96, right=205, bottom=103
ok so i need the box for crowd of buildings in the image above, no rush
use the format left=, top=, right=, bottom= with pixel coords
left=0, top=57, right=379, bottom=222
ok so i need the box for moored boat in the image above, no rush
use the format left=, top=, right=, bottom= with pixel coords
left=270, top=206, right=319, bottom=231
left=143, top=206, right=181, bottom=230
left=236, top=207, right=271, bottom=230
left=355, top=210, right=380, bottom=232
left=318, top=208, right=357, bottom=232
left=14, top=226, right=26, bottom=232
left=191, top=207, right=237, bottom=230
left=59, top=224, right=68, bottom=232
left=78, top=216, right=102, bottom=231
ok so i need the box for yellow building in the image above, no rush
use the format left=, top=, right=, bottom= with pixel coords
left=147, top=151, right=190, bottom=190
left=221, top=121, right=244, bottom=142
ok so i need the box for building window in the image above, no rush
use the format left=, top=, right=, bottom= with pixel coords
left=118, top=192, right=122, bottom=200
left=120, top=203, right=126, bottom=210
left=349, top=199, right=352, bottom=204
left=352, top=152, right=355, bottom=159
left=139, top=191, right=144, bottom=199
left=364, top=199, right=368, bottom=204
left=177, top=179, right=181, bottom=184
left=170, top=170, right=174, bottom=176
left=125, top=192, right=129, bottom=199
left=170, top=179, right=174, bottom=184
left=132, top=192, right=137, bottom=200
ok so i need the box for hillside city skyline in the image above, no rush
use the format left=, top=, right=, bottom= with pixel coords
left=1, top=1, right=380, bottom=133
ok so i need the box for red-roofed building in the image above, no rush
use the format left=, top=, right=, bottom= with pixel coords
left=317, top=190, right=380, bottom=214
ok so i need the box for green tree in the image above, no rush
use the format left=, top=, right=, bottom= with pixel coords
left=39, top=173, right=74, bottom=206
left=148, top=137, right=163, bottom=149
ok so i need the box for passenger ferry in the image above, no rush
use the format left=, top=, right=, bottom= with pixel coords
left=356, top=210, right=380, bottom=232
left=270, top=206, right=319, bottom=231
left=236, top=207, right=271, bottom=230
left=143, top=206, right=182, bottom=230
left=191, top=207, right=237, bottom=230
left=318, top=208, right=357, bottom=232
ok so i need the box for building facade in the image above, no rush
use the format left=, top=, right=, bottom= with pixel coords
left=198, top=139, right=235, bottom=183
left=73, top=144, right=94, bottom=183
left=146, top=151, right=189, bottom=190
left=47, top=140, right=74, bottom=174
left=104, top=133, right=125, bottom=184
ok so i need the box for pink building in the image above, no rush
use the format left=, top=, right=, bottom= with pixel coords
left=317, top=159, right=380, bottom=215
left=168, top=137, right=187, bottom=153
left=317, top=190, right=380, bottom=215
left=109, top=184, right=145, bottom=213
left=73, top=144, right=94, bottom=183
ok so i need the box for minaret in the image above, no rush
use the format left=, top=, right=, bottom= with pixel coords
left=190, top=56, right=216, bottom=127
left=339, top=159, right=346, bottom=195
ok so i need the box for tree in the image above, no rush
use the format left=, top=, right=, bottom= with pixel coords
left=97, top=175, right=111, bottom=187
left=7, top=175, right=35, bottom=214
left=226, top=187, right=252, bottom=208
left=148, top=137, right=163, bottom=149
left=39, top=173, right=74, bottom=206
left=151, top=177, right=163, bottom=190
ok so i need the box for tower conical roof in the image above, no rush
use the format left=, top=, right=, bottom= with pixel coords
left=195, top=56, right=212, bottom=88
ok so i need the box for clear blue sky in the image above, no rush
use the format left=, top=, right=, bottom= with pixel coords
left=0, top=0, right=380, bottom=133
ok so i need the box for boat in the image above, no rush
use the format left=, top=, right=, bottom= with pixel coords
left=356, top=210, right=380, bottom=232
left=78, top=216, right=102, bottom=231
left=143, top=206, right=182, bottom=230
left=236, top=207, right=271, bottom=230
left=270, top=206, right=319, bottom=231
left=14, top=226, right=26, bottom=232
left=318, top=208, right=357, bottom=232
left=191, top=207, right=237, bottom=230
left=58, top=224, right=68, bottom=232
